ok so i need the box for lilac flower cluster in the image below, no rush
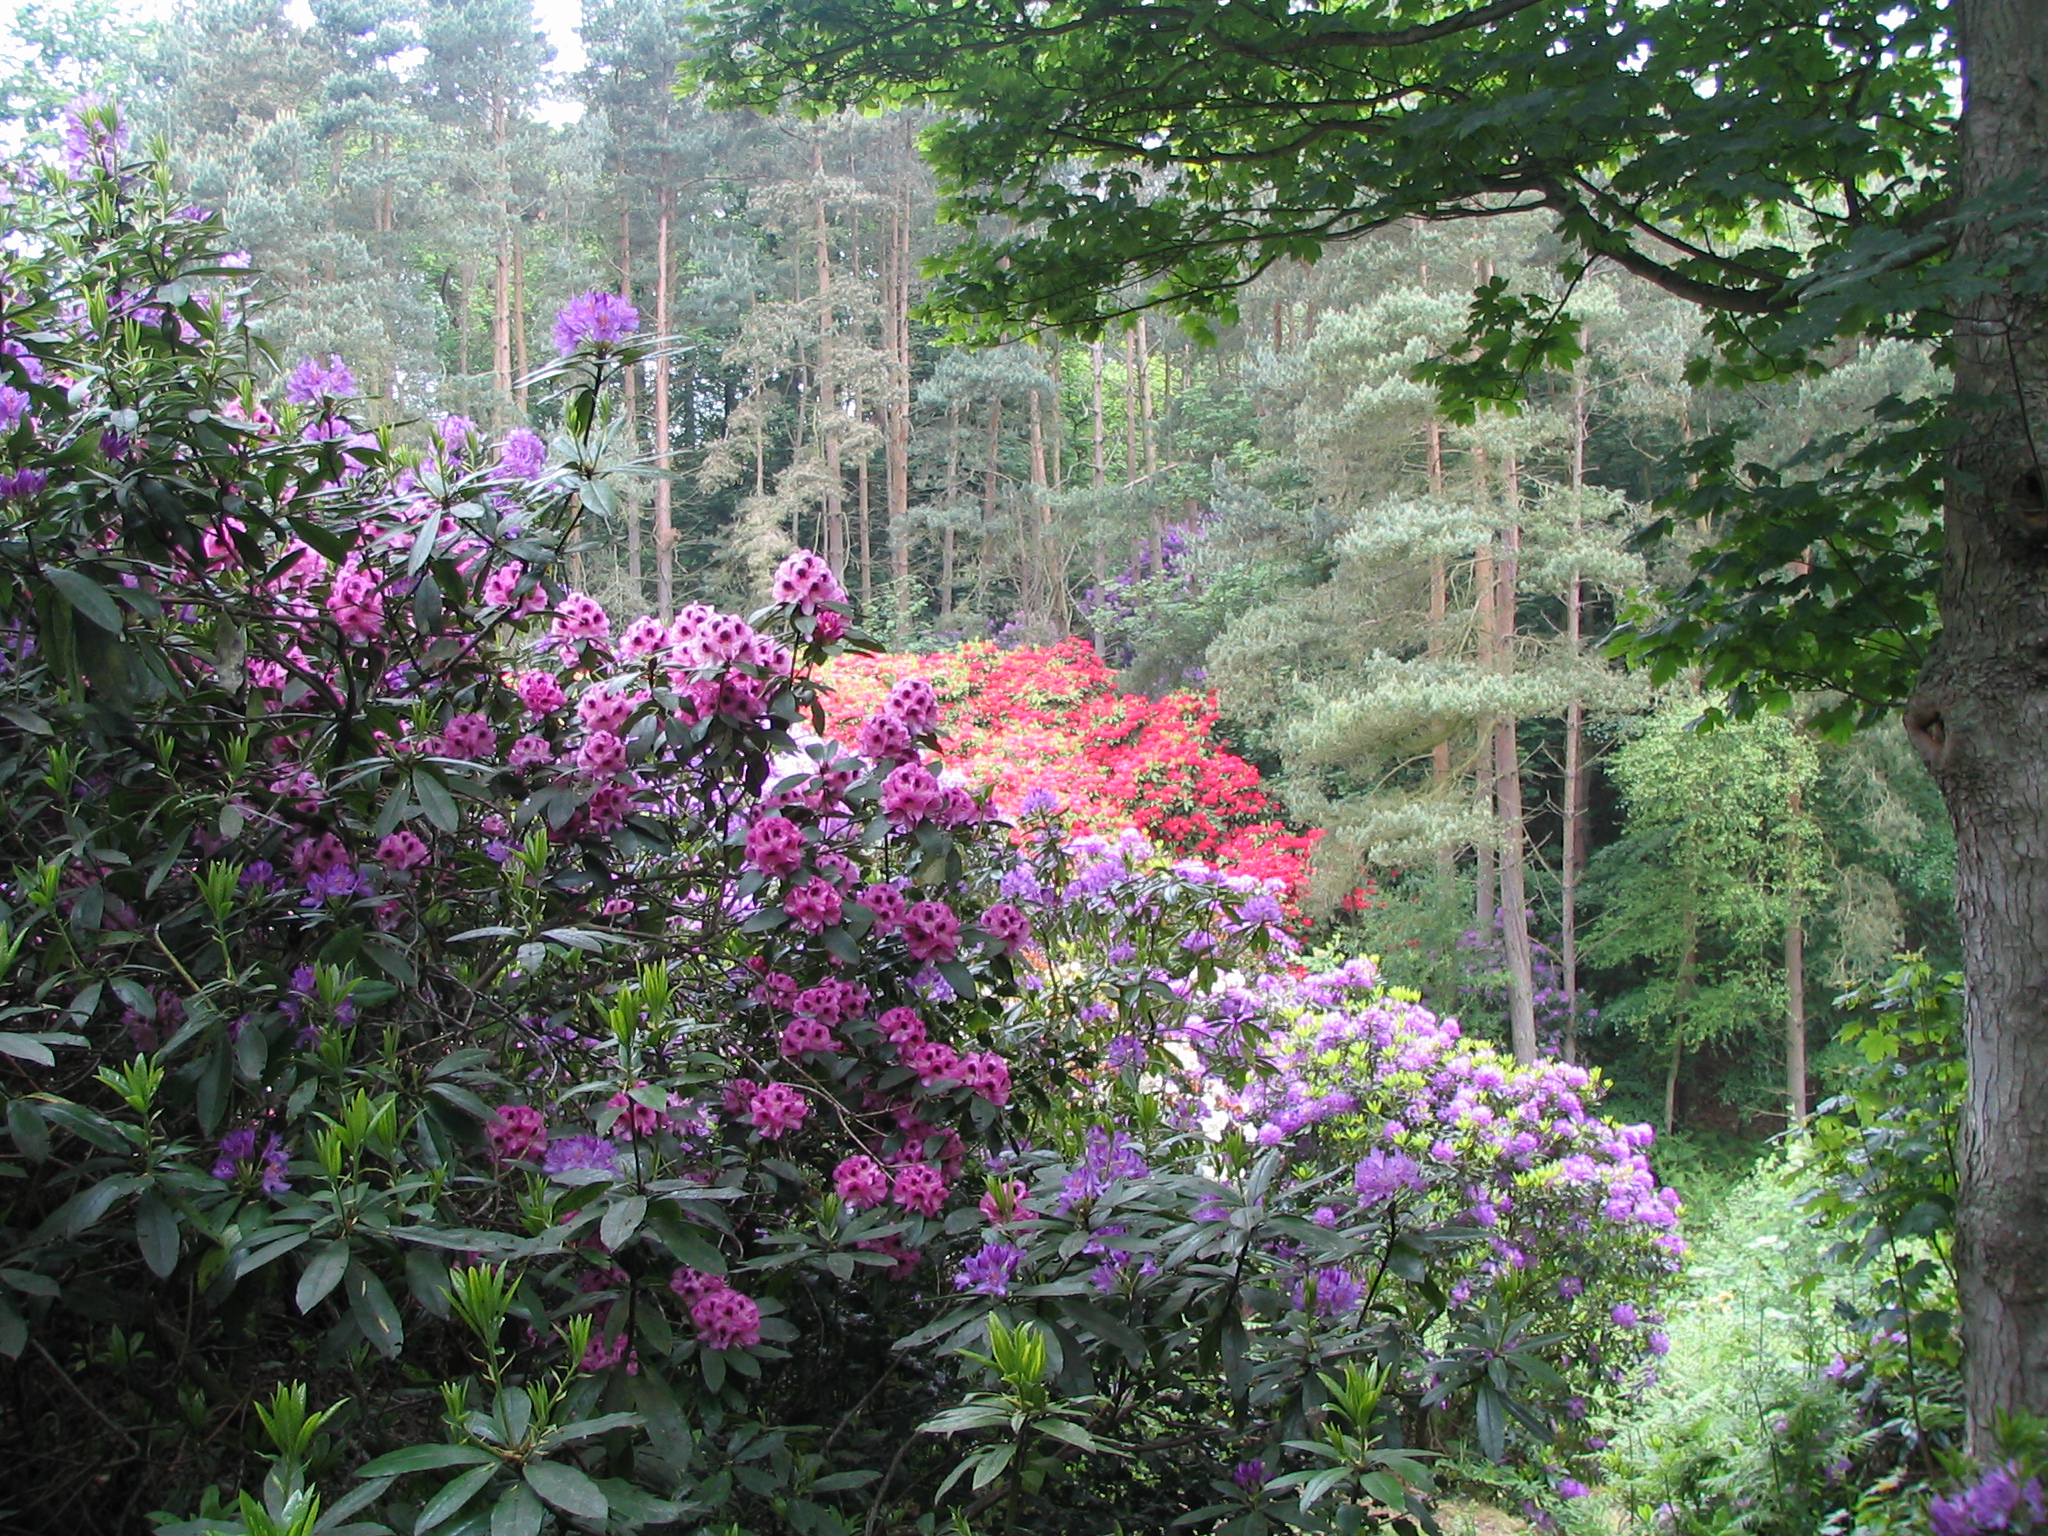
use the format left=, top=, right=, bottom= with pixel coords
left=1931, top=1462, right=2047, bottom=1536
left=552, top=290, right=639, bottom=355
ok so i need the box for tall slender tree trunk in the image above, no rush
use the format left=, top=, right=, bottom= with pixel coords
left=1426, top=418, right=1454, bottom=893
left=653, top=193, right=675, bottom=621
left=1905, top=0, right=2048, bottom=1447
left=1138, top=316, right=1158, bottom=479
left=942, top=405, right=959, bottom=621
left=1026, top=376, right=1050, bottom=625
left=978, top=398, right=1002, bottom=617
left=1123, top=330, right=1140, bottom=486
left=886, top=197, right=912, bottom=616
left=619, top=198, right=643, bottom=602
left=857, top=453, right=873, bottom=612
left=1472, top=445, right=1496, bottom=932
left=1562, top=343, right=1590, bottom=1062
left=813, top=150, right=845, bottom=580
left=512, top=227, right=529, bottom=412
left=1785, top=868, right=1808, bottom=1123
left=1496, top=454, right=1538, bottom=1063
left=493, top=230, right=513, bottom=417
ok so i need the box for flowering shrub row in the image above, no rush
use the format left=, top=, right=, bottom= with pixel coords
left=1, top=118, right=1674, bottom=1536
left=823, top=640, right=1322, bottom=901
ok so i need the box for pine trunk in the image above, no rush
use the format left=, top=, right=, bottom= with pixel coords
left=886, top=198, right=912, bottom=613
left=1562, top=349, right=1590, bottom=1063
left=1497, top=456, right=1538, bottom=1063
left=1906, top=0, right=2048, bottom=1447
left=619, top=198, right=643, bottom=602
left=1426, top=419, right=1453, bottom=892
left=653, top=197, right=675, bottom=621
left=512, top=228, right=528, bottom=412
left=1472, top=446, right=1496, bottom=932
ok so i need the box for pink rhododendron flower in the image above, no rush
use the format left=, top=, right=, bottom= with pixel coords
left=980, top=903, right=1031, bottom=953
left=770, top=549, right=846, bottom=612
left=957, top=1051, right=1012, bottom=1105
left=691, top=1286, right=761, bottom=1350
left=508, top=735, right=554, bottom=770
left=880, top=764, right=941, bottom=829
left=574, top=731, right=628, bottom=780
left=891, top=1161, right=948, bottom=1217
left=440, top=712, right=497, bottom=760
left=744, top=815, right=806, bottom=877
left=552, top=590, right=610, bottom=645
left=668, top=1266, right=726, bottom=1305
left=906, top=1040, right=961, bottom=1087
left=883, top=676, right=939, bottom=735
left=326, top=566, right=383, bottom=643
left=606, top=1084, right=669, bottom=1139
left=834, top=1155, right=889, bottom=1210
left=858, top=714, right=917, bottom=764
left=877, top=1007, right=926, bottom=1046
left=486, top=1104, right=548, bottom=1162
left=376, top=830, right=431, bottom=872
left=784, top=876, right=843, bottom=933
left=617, top=614, right=669, bottom=661
left=577, top=687, right=641, bottom=736
left=779, top=1018, right=839, bottom=1056
left=902, top=900, right=961, bottom=963
left=746, top=1083, right=810, bottom=1138
left=859, top=884, right=907, bottom=932
left=516, top=670, right=566, bottom=715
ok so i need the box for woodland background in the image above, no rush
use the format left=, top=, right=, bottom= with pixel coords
left=0, top=0, right=1960, bottom=1174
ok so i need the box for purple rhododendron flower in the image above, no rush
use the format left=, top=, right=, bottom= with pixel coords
left=543, top=1135, right=618, bottom=1176
left=954, top=1241, right=1026, bottom=1296
left=553, top=291, right=639, bottom=355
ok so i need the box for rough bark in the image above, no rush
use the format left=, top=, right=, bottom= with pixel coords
left=1905, top=0, right=2048, bottom=1448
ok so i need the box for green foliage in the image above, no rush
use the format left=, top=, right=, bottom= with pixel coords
left=1799, top=957, right=1964, bottom=1374
left=1582, top=701, right=1819, bottom=1113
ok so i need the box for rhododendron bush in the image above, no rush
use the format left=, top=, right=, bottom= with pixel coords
left=0, top=127, right=1677, bottom=1536
left=823, top=642, right=1321, bottom=900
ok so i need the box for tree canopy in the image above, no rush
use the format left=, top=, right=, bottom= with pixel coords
left=698, top=0, right=1973, bottom=729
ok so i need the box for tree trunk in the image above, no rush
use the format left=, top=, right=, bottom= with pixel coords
left=1496, top=456, right=1537, bottom=1063
left=1426, top=418, right=1454, bottom=892
left=1472, top=446, right=1496, bottom=932
left=814, top=152, right=846, bottom=581
left=1138, top=315, right=1158, bottom=479
left=1026, top=376, right=1049, bottom=624
left=978, top=398, right=1001, bottom=617
left=858, top=452, right=873, bottom=612
left=886, top=197, right=912, bottom=619
left=619, top=198, right=643, bottom=602
left=942, top=405, right=960, bottom=621
left=1906, top=0, right=2048, bottom=1448
left=1123, top=330, right=1140, bottom=486
left=512, top=227, right=529, bottom=413
left=653, top=195, right=675, bottom=621
left=492, top=230, right=512, bottom=418
left=1562, top=346, right=1590, bottom=1063
left=1785, top=903, right=1807, bottom=1124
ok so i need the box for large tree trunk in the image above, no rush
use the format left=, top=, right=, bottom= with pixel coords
left=1907, top=0, right=2048, bottom=1450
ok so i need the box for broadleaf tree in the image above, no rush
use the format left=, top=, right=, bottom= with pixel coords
left=694, top=0, right=2048, bottom=1444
